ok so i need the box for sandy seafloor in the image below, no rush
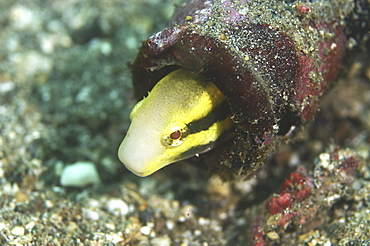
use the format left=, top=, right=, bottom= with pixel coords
left=0, top=0, right=369, bottom=245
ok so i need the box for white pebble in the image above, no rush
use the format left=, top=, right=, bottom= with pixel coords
left=105, top=233, right=124, bottom=244
left=140, top=226, right=151, bottom=235
left=11, top=226, right=25, bottom=236
left=319, top=153, right=331, bottom=168
left=266, top=231, right=280, bottom=240
left=3, top=183, right=19, bottom=196
left=0, top=81, right=15, bottom=94
left=44, top=200, right=54, bottom=208
left=106, top=199, right=129, bottom=216
left=11, top=51, right=53, bottom=78
left=25, top=221, right=36, bottom=231
left=87, top=199, right=100, bottom=208
left=198, top=217, right=210, bottom=226
left=10, top=5, right=41, bottom=30
left=151, top=235, right=171, bottom=246
left=105, top=223, right=116, bottom=230
left=60, top=162, right=100, bottom=187
left=323, top=240, right=332, bottom=246
left=125, top=36, right=138, bottom=50
left=165, top=220, right=175, bottom=230
left=100, top=41, right=112, bottom=55
left=82, top=208, right=100, bottom=221
left=0, top=222, right=6, bottom=231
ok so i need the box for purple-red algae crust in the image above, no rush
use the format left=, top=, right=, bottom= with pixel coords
left=130, top=0, right=357, bottom=179
left=251, top=148, right=366, bottom=245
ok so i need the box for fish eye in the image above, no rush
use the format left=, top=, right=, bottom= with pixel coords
left=170, top=130, right=182, bottom=140
left=162, top=126, right=189, bottom=147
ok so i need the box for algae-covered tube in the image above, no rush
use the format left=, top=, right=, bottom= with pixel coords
left=118, top=0, right=369, bottom=178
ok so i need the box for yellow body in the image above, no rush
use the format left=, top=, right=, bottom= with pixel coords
left=118, top=69, right=232, bottom=177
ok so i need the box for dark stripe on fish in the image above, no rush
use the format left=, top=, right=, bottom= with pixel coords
left=176, top=129, right=231, bottom=161
left=188, top=99, right=230, bottom=134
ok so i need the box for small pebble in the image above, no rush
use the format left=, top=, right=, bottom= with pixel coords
left=198, top=217, right=210, bottom=226
left=0, top=222, right=6, bottom=231
left=82, top=208, right=100, bottom=221
left=65, top=221, right=79, bottom=232
left=105, top=223, right=116, bottom=231
left=10, top=5, right=40, bottom=30
left=323, top=241, right=332, bottom=246
left=15, top=191, right=29, bottom=203
left=0, top=81, right=15, bottom=94
left=151, top=235, right=172, bottom=246
left=44, top=200, right=54, bottom=208
left=105, top=233, right=124, bottom=244
left=266, top=231, right=280, bottom=240
left=25, top=221, right=36, bottom=231
left=106, top=198, right=129, bottom=216
left=11, top=226, right=25, bottom=236
left=166, top=220, right=175, bottom=230
left=140, top=226, right=151, bottom=235
left=318, top=153, right=331, bottom=169
left=12, top=51, right=53, bottom=79
left=60, top=162, right=100, bottom=187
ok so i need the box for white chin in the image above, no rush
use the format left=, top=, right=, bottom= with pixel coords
left=118, top=130, right=166, bottom=177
